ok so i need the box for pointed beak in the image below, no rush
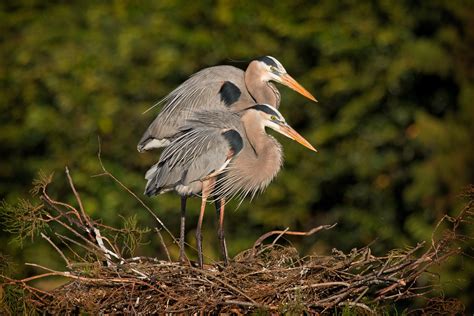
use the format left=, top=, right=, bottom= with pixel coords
left=278, top=73, right=318, bottom=102
left=277, top=123, right=318, bottom=152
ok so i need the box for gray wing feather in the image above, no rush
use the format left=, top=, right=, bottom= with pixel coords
left=144, top=114, right=242, bottom=196
left=138, top=65, right=249, bottom=152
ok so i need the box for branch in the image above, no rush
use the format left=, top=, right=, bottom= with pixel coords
left=94, top=137, right=178, bottom=246
left=65, top=166, right=91, bottom=230
left=40, top=232, right=70, bottom=267
left=252, top=223, right=336, bottom=252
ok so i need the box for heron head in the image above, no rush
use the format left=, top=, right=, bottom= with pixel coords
left=254, top=56, right=318, bottom=102
left=250, top=104, right=318, bottom=152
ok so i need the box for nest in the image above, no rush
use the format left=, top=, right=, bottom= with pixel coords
left=21, top=242, right=467, bottom=314
left=1, top=167, right=472, bottom=315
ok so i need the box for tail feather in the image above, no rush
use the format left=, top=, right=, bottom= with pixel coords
left=144, top=182, right=158, bottom=196
left=144, top=162, right=179, bottom=196
left=144, top=163, right=162, bottom=196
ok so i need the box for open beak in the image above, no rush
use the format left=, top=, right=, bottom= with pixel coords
left=277, top=123, right=318, bottom=152
left=278, top=73, right=318, bottom=102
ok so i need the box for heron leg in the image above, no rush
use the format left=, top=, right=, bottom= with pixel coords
left=179, top=196, right=187, bottom=264
left=196, top=180, right=212, bottom=268
left=215, top=198, right=229, bottom=265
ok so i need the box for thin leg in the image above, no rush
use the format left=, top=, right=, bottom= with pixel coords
left=179, top=196, right=187, bottom=263
left=196, top=180, right=213, bottom=268
left=196, top=194, right=207, bottom=268
left=215, top=198, right=229, bottom=265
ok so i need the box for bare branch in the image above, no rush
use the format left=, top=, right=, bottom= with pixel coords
left=155, top=227, right=171, bottom=262
left=252, top=223, right=337, bottom=252
left=40, top=232, right=70, bottom=267
left=94, top=137, right=178, bottom=246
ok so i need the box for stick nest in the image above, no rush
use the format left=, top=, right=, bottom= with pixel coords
left=1, top=168, right=472, bottom=315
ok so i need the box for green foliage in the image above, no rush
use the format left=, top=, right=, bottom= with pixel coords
left=30, top=171, right=54, bottom=197
left=0, top=254, right=16, bottom=278
left=0, top=0, right=473, bottom=310
left=119, top=214, right=151, bottom=256
left=0, top=199, right=47, bottom=247
left=0, top=285, right=36, bottom=316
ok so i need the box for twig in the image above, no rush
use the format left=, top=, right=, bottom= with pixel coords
left=22, top=263, right=135, bottom=284
left=99, top=233, right=123, bottom=261
left=92, top=226, right=114, bottom=265
left=353, top=286, right=369, bottom=304
left=285, top=281, right=350, bottom=291
left=1, top=274, right=54, bottom=299
left=270, top=227, right=290, bottom=247
left=65, top=166, right=90, bottom=229
left=40, top=232, right=70, bottom=267
left=155, top=227, right=171, bottom=262
left=55, top=233, right=101, bottom=259
left=222, top=299, right=273, bottom=310
left=45, top=214, right=106, bottom=257
left=252, top=224, right=336, bottom=252
left=94, top=137, right=178, bottom=245
left=130, top=268, right=149, bottom=279
left=338, top=301, right=375, bottom=314
left=22, top=263, right=178, bottom=300
left=66, top=166, right=114, bottom=266
left=190, top=267, right=258, bottom=305
left=40, top=195, right=83, bottom=229
left=55, top=233, right=87, bottom=262
left=376, top=279, right=407, bottom=297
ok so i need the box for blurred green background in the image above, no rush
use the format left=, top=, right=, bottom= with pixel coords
left=1, top=0, right=473, bottom=310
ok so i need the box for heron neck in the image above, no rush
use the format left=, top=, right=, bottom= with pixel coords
left=242, top=113, right=274, bottom=157
left=245, top=64, right=280, bottom=108
left=238, top=112, right=283, bottom=193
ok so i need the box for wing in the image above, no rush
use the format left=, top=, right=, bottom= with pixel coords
left=144, top=124, right=243, bottom=196
left=138, top=65, right=253, bottom=152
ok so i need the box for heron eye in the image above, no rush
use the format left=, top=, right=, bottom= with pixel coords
left=270, top=115, right=277, bottom=121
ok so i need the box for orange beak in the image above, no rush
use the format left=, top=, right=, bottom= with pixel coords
left=279, top=73, right=318, bottom=102
left=278, top=124, right=318, bottom=152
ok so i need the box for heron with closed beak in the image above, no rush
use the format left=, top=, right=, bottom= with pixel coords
left=144, top=104, right=317, bottom=267
left=137, top=56, right=317, bottom=152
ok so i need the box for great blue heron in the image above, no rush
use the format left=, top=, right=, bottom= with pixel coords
left=137, top=56, right=317, bottom=152
left=144, top=104, right=317, bottom=267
